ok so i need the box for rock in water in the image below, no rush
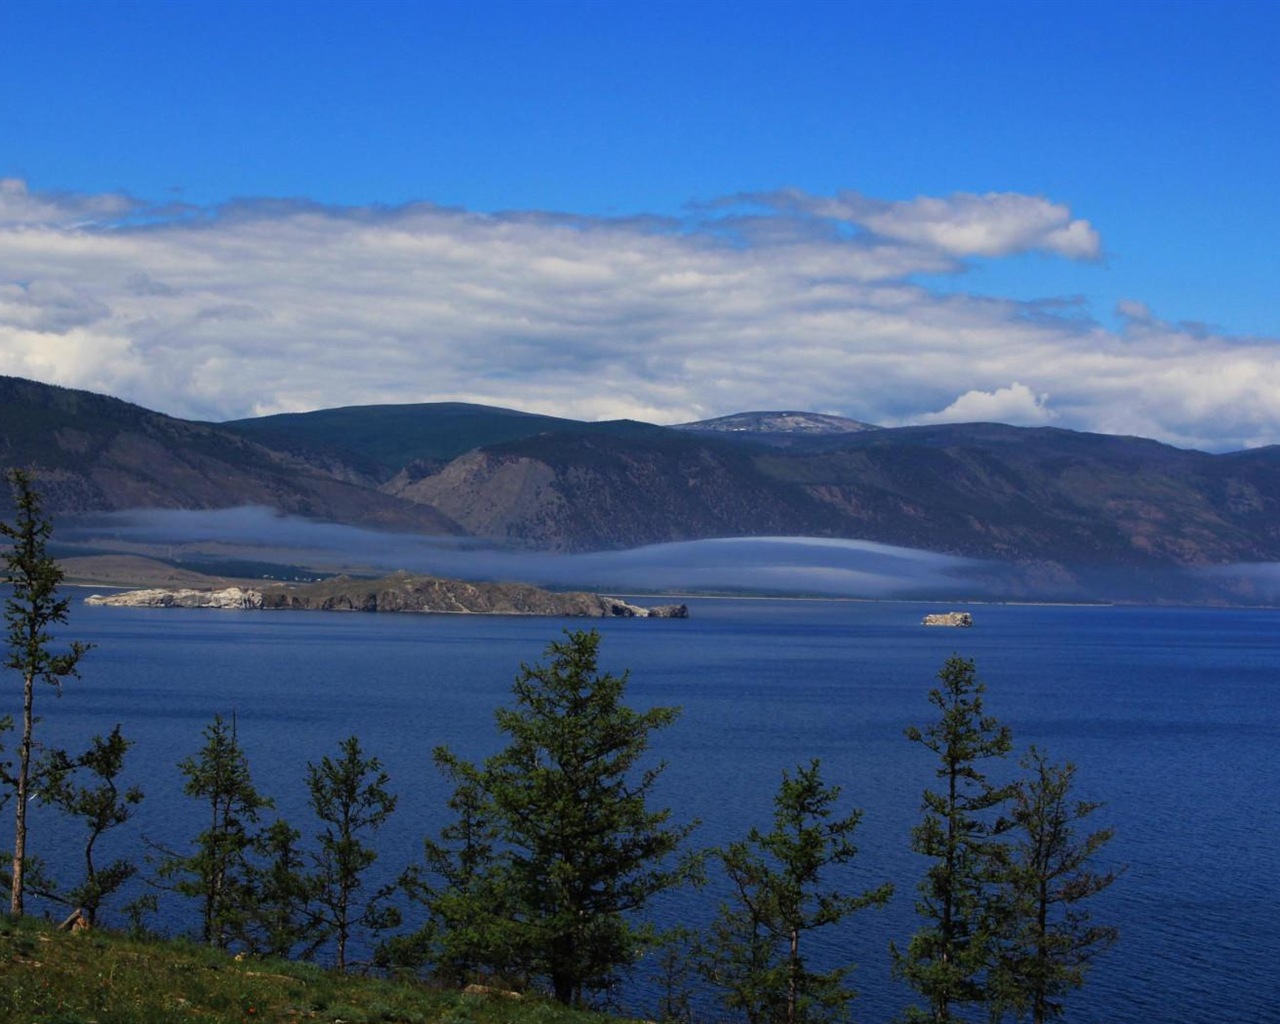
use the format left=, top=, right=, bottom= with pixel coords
left=922, top=611, right=973, bottom=627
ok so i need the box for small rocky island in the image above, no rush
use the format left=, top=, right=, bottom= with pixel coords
left=85, top=570, right=688, bottom=619
left=922, top=611, right=973, bottom=627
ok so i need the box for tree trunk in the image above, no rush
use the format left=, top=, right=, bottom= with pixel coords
left=10, top=669, right=36, bottom=917
left=788, top=926, right=799, bottom=1024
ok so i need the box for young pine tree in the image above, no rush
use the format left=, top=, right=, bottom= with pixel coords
left=894, top=656, right=1014, bottom=1024
left=239, top=818, right=317, bottom=960
left=987, top=748, right=1120, bottom=1024
left=163, top=714, right=272, bottom=947
left=2, top=467, right=91, bottom=917
left=395, top=750, right=513, bottom=986
left=306, top=735, right=400, bottom=971
left=35, top=724, right=144, bottom=925
left=698, top=759, right=892, bottom=1024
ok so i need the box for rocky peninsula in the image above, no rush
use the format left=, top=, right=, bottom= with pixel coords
left=85, top=570, right=689, bottom=619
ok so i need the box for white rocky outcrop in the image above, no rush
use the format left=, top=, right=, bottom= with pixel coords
left=85, top=587, right=264, bottom=610
left=922, top=611, right=973, bottom=627
left=600, top=597, right=689, bottom=618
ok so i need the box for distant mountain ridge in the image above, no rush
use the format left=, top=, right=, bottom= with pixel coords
left=0, top=376, right=458, bottom=533
left=5, top=375, right=1280, bottom=601
left=224, top=402, right=584, bottom=478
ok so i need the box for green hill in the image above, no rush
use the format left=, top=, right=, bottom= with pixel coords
left=222, top=402, right=585, bottom=477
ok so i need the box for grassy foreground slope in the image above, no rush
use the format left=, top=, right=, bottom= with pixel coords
left=0, top=916, right=614, bottom=1024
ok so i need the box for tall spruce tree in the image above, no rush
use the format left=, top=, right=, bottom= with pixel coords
left=2, top=467, right=91, bottom=917
left=987, top=748, right=1120, bottom=1023
left=432, top=629, right=696, bottom=1006
left=894, top=656, right=1013, bottom=1023
left=698, top=759, right=892, bottom=1024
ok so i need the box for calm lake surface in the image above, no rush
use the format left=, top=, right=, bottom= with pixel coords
left=12, top=595, right=1280, bottom=1023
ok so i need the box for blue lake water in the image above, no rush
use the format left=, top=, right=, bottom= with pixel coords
left=7, top=595, right=1279, bottom=1023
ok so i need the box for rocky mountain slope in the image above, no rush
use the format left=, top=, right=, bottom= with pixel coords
left=0, top=376, right=458, bottom=533
left=6, top=376, right=1280, bottom=585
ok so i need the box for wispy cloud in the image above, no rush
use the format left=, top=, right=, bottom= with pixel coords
left=1, top=178, right=1277, bottom=450
left=744, top=188, right=1101, bottom=260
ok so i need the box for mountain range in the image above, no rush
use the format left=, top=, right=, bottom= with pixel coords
left=3, top=374, right=1279, bottom=601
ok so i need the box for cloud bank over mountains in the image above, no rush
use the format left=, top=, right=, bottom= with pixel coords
left=2, top=177, right=1276, bottom=451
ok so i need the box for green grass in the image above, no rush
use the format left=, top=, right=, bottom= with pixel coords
left=0, top=915, right=618, bottom=1024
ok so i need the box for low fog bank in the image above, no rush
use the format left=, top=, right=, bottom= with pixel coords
left=56, top=507, right=1280, bottom=604
left=57, top=508, right=988, bottom=599
left=1194, top=562, right=1280, bottom=603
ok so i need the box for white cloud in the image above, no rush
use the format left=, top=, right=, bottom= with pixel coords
left=0, top=180, right=1277, bottom=450
left=918, top=382, right=1056, bottom=426
left=746, top=188, right=1101, bottom=260
left=0, top=177, right=140, bottom=227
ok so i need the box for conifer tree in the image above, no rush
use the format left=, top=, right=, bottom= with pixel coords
left=239, top=819, right=316, bottom=960
left=2, top=467, right=91, bottom=917
left=987, top=748, right=1120, bottom=1023
left=306, top=735, right=400, bottom=971
left=396, top=750, right=512, bottom=985
left=162, top=714, right=271, bottom=947
left=431, top=629, right=696, bottom=1006
left=35, top=724, right=144, bottom=925
left=698, top=759, right=892, bottom=1024
left=894, top=656, right=1013, bottom=1023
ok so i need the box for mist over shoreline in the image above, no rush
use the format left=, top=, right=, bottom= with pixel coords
left=55, top=506, right=1280, bottom=605
left=58, top=507, right=989, bottom=599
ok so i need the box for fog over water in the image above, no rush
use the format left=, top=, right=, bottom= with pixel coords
left=58, top=506, right=1280, bottom=603
left=60, top=507, right=990, bottom=598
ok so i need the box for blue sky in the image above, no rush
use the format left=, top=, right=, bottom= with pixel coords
left=2, top=0, right=1279, bottom=449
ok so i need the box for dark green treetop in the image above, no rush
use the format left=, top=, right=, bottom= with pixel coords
left=430, top=628, right=697, bottom=1006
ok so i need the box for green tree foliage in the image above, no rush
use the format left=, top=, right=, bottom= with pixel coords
left=34, top=724, right=144, bottom=925
left=430, top=629, right=696, bottom=1006
left=306, top=735, right=400, bottom=971
left=393, top=751, right=512, bottom=985
left=2, top=467, right=91, bottom=917
left=894, top=656, right=1014, bottom=1023
left=162, top=714, right=272, bottom=948
left=239, top=818, right=316, bottom=960
left=698, top=760, right=892, bottom=1024
left=987, top=748, right=1120, bottom=1023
